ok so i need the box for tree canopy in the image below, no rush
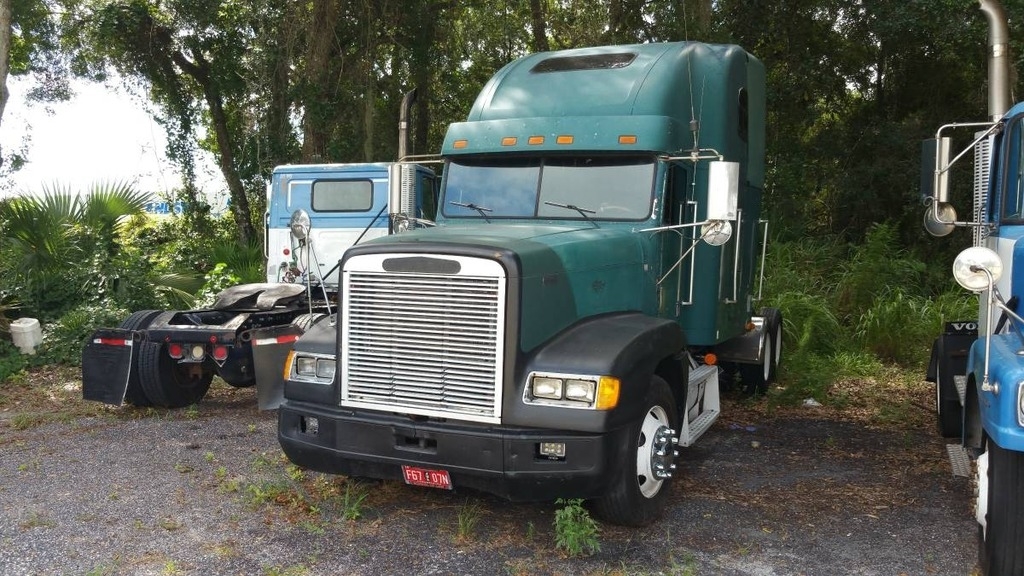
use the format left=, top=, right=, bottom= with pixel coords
left=6, top=0, right=1024, bottom=248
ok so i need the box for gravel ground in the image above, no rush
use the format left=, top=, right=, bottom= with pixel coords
left=0, top=383, right=978, bottom=575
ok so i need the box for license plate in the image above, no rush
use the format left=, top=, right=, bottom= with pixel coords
left=401, top=465, right=453, bottom=490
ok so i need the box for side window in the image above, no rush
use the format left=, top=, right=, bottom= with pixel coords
left=311, top=180, right=373, bottom=212
left=737, top=88, right=749, bottom=143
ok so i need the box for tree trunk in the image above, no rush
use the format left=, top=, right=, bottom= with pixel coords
left=529, top=0, right=549, bottom=53
left=171, top=51, right=256, bottom=244
left=0, top=0, right=11, bottom=167
left=301, top=0, right=344, bottom=162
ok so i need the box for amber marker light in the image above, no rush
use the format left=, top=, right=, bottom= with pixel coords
left=501, top=136, right=518, bottom=146
left=283, top=350, right=295, bottom=380
left=704, top=352, right=718, bottom=366
left=556, top=135, right=574, bottom=145
left=596, top=376, right=621, bottom=410
left=528, top=135, right=545, bottom=145
left=453, top=139, right=469, bottom=149
left=618, top=135, right=638, bottom=145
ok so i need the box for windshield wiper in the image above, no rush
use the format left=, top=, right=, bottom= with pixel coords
left=450, top=201, right=492, bottom=223
left=543, top=201, right=599, bottom=228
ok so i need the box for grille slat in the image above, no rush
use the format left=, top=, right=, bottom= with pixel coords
left=341, top=258, right=505, bottom=423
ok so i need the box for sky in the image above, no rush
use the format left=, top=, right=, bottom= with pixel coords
left=1, top=77, right=220, bottom=201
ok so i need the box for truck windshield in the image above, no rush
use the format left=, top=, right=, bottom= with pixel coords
left=441, top=156, right=656, bottom=220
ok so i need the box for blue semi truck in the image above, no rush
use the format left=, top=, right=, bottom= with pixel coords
left=277, top=40, right=782, bottom=526
left=922, top=1, right=1024, bottom=572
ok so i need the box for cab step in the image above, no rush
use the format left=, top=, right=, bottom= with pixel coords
left=946, top=443, right=972, bottom=478
left=678, top=363, right=720, bottom=447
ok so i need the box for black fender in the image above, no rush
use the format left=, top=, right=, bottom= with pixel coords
left=504, top=313, right=686, bottom=432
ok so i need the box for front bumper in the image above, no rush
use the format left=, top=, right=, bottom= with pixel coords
left=278, top=400, right=630, bottom=501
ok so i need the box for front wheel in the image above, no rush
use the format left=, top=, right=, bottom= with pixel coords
left=977, top=440, right=1024, bottom=574
left=591, top=376, right=678, bottom=527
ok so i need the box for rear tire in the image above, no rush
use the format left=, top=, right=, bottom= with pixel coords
left=739, top=308, right=782, bottom=396
left=978, top=440, right=1024, bottom=574
left=935, top=358, right=963, bottom=438
left=117, top=310, right=162, bottom=407
left=137, top=343, right=213, bottom=408
left=591, top=376, right=678, bottom=527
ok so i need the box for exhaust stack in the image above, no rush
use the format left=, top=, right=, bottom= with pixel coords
left=979, top=0, right=1012, bottom=119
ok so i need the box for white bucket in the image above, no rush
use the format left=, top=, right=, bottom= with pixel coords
left=10, top=317, right=42, bottom=354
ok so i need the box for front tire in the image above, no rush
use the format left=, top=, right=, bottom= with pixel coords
left=591, top=376, right=678, bottom=527
left=978, top=440, right=1024, bottom=574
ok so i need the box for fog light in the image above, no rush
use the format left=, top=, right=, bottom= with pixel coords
left=301, top=416, right=319, bottom=435
left=539, top=442, right=565, bottom=458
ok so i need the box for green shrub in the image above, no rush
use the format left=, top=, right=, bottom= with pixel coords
left=553, top=498, right=600, bottom=556
left=35, top=305, right=129, bottom=366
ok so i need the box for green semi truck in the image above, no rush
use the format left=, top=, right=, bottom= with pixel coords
left=277, top=41, right=780, bottom=526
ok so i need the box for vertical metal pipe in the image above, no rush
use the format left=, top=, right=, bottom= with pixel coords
left=398, top=89, right=418, bottom=160
left=979, top=0, right=1012, bottom=119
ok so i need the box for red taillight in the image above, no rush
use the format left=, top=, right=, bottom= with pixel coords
left=212, top=345, right=229, bottom=362
left=168, top=343, right=184, bottom=359
left=283, top=248, right=291, bottom=256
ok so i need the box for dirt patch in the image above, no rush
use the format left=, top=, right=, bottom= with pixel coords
left=0, top=368, right=979, bottom=575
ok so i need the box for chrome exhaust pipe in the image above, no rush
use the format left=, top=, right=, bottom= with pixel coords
left=979, top=0, right=1012, bottom=119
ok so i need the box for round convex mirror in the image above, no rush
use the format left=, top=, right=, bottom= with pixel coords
left=289, top=209, right=311, bottom=241
left=952, top=246, right=1003, bottom=291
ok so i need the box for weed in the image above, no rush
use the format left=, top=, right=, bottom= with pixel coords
left=162, top=560, right=182, bottom=575
left=553, top=498, right=600, bottom=556
left=183, top=404, right=199, bottom=420
left=10, top=412, right=47, bottom=430
left=300, top=519, right=326, bottom=536
left=456, top=499, right=481, bottom=542
left=526, top=520, right=535, bottom=541
left=286, top=464, right=307, bottom=482
left=264, top=564, right=309, bottom=576
left=204, top=451, right=216, bottom=463
left=341, top=482, right=368, bottom=521
left=174, top=462, right=194, bottom=474
left=159, top=517, right=183, bottom=531
left=19, top=511, right=55, bottom=529
left=669, top=551, right=698, bottom=576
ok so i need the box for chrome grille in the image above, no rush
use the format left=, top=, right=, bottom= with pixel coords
left=341, top=254, right=506, bottom=423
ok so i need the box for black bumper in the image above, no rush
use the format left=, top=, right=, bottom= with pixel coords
left=278, top=401, right=630, bottom=501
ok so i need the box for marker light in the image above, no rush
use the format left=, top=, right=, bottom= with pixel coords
left=501, top=137, right=518, bottom=146
left=556, top=135, right=574, bottom=145
left=528, top=136, right=545, bottom=145
left=619, top=135, right=638, bottom=144
left=453, top=139, right=468, bottom=149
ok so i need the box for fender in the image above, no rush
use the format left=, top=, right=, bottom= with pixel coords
left=502, top=312, right=685, bottom=432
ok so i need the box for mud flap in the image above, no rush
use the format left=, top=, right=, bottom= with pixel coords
left=81, top=329, right=134, bottom=405
left=251, top=324, right=304, bottom=410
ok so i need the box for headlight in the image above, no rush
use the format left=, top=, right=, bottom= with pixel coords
left=290, top=353, right=336, bottom=385
left=525, top=372, right=619, bottom=410
left=1018, top=382, right=1024, bottom=427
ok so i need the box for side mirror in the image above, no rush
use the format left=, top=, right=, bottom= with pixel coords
left=921, top=137, right=951, bottom=203
left=707, top=161, right=738, bottom=221
left=289, top=209, right=311, bottom=241
left=953, top=246, right=1003, bottom=291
